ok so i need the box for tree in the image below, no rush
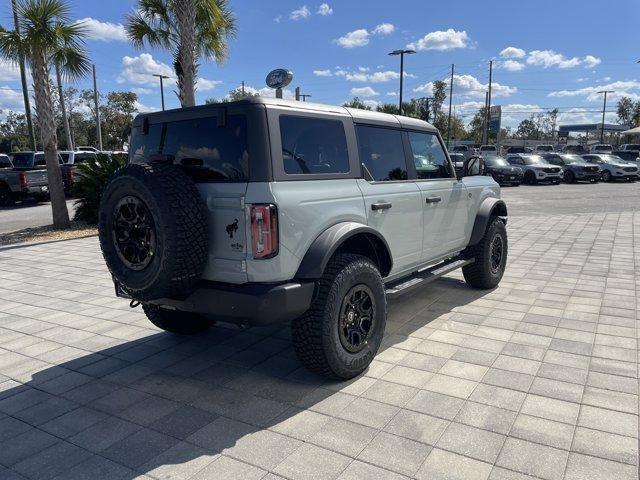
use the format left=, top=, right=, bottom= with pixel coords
left=0, top=111, right=30, bottom=152
left=468, top=106, right=488, bottom=143
left=342, top=97, right=372, bottom=110
left=205, top=85, right=258, bottom=104
left=0, top=0, right=91, bottom=228
left=515, top=118, right=539, bottom=139
left=100, top=92, right=138, bottom=150
left=617, top=96, right=639, bottom=127
left=127, top=0, right=236, bottom=108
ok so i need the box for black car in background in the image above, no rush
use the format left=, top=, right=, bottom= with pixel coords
left=450, top=152, right=466, bottom=178
left=483, top=155, right=523, bottom=186
left=543, top=153, right=600, bottom=183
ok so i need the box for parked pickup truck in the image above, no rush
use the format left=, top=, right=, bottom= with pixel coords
left=0, top=152, right=50, bottom=206
left=613, top=144, right=640, bottom=165
left=59, top=150, right=97, bottom=192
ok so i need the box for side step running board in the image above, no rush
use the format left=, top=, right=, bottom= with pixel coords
left=385, top=256, right=474, bottom=299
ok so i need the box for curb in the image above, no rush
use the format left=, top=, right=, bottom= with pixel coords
left=0, top=234, right=98, bottom=252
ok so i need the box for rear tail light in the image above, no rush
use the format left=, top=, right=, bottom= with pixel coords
left=18, top=172, right=27, bottom=188
left=250, top=204, right=278, bottom=259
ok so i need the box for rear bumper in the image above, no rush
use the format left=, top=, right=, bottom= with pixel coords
left=118, top=280, right=316, bottom=326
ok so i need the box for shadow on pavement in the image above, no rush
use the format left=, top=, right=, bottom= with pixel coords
left=0, top=276, right=489, bottom=479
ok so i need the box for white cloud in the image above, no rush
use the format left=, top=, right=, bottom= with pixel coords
left=290, top=5, right=311, bottom=20
left=500, top=47, right=526, bottom=59
left=76, top=17, right=127, bottom=42
left=350, top=86, right=378, bottom=97
left=387, top=91, right=397, bottom=96
left=336, top=29, right=370, bottom=48
left=527, top=50, right=582, bottom=69
left=130, top=87, right=153, bottom=95
left=358, top=66, right=370, bottom=72
left=346, top=72, right=369, bottom=82
left=238, top=84, right=296, bottom=100
left=313, top=69, right=333, bottom=77
left=407, top=29, right=470, bottom=51
left=499, top=60, right=525, bottom=72
left=0, top=87, right=25, bottom=114
left=368, top=71, right=401, bottom=83
left=134, top=100, right=158, bottom=113
left=363, top=99, right=380, bottom=109
left=274, top=15, right=283, bottom=23
left=414, top=74, right=516, bottom=98
left=334, top=68, right=347, bottom=77
left=373, top=23, right=395, bottom=35
left=583, top=55, right=602, bottom=68
left=548, top=80, right=640, bottom=102
left=117, top=54, right=174, bottom=85
left=317, top=3, right=333, bottom=15
left=0, top=59, right=21, bottom=81
left=197, top=78, right=223, bottom=91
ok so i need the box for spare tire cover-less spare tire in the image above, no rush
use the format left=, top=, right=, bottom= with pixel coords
left=98, top=162, right=209, bottom=301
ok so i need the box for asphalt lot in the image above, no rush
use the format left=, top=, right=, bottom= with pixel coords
left=0, top=183, right=638, bottom=480
left=0, top=199, right=77, bottom=234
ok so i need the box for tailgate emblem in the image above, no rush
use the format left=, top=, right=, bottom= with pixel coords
left=226, top=219, right=239, bottom=238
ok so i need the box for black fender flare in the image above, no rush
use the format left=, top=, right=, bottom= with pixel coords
left=295, top=222, right=393, bottom=279
left=468, top=198, right=507, bottom=246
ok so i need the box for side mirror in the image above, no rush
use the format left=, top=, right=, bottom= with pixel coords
left=462, top=156, right=485, bottom=177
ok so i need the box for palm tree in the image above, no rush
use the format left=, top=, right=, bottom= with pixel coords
left=0, top=0, right=90, bottom=228
left=126, top=0, right=236, bottom=108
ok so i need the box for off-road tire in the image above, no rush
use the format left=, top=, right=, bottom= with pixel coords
left=0, top=184, right=15, bottom=206
left=143, top=304, right=214, bottom=334
left=463, top=216, right=507, bottom=289
left=524, top=171, right=537, bottom=185
left=99, top=162, right=208, bottom=301
left=292, top=254, right=386, bottom=379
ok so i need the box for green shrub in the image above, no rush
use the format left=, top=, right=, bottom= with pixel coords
left=72, top=152, right=128, bottom=224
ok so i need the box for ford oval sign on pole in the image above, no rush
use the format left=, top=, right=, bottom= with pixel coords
left=266, top=69, right=293, bottom=99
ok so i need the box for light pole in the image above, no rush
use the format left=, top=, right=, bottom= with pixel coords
left=152, top=74, right=170, bottom=110
left=597, top=90, right=614, bottom=143
left=388, top=49, right=415, bottom=115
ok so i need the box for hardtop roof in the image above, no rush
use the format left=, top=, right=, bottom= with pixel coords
left=133, top=96, right=438, bottom=133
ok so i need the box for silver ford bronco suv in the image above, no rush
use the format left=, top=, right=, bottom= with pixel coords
left=98, top=98, right=507, bottom=379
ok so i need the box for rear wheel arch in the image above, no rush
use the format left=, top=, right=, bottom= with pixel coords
left=295, top=222, right=393, bottom=280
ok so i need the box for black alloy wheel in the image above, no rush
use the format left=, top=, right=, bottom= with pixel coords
left=490, top=234, right=504, bottom=275
left=338, top=285, right=376, bottom=354
left=112, top=195, right=157, bottom=271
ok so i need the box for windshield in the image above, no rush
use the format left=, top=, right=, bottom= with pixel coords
left=600, top=155, right=623, bottom=163
left=521, top=155, right=547, bottom=165
left=561, top=155, right=583, bottom=164
left=480, top=146, right=496, bottom=151
left=486, top=157, right=509, bottom=167
left=11, top=152, right=34, bottom=168
left=536, top=146, right=553, bottom=152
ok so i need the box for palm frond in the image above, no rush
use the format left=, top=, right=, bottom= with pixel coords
left=125, top=11, right=172, bottom=49
left=0, top=28, right=24, bottom=65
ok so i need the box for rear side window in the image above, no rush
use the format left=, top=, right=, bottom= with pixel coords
left=0, top=155, right=11, bottom=167
left=130, top=123, right=162, bottom=163
left=407, top=131, right=452, bottom=179
left=280, top=116, right=349, bottom=174
left=357, top=126, right=407, bottom=181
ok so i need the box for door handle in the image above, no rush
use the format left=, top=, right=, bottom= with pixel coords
left=371, top=202, right=392, bottom=211
left=425, top=196, right=442, bottom=204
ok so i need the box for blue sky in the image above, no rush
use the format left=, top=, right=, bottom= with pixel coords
left=1, top=0, right=639, bottom=128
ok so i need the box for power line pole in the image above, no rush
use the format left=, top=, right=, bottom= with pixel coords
left=597, top=90, right=614, bottom=143
left=446, top=63, right=454, bottom=148
left=55, top=63, right=73, bottom=150
left=152, top=74, right=169, bottom=110
left=483, top=60, right=493, bottom=145
left=92, top=64, right=103, bottom=151
left=12, top=0, right=36, bottom=150
left=241, top=81, right=245, bottom=96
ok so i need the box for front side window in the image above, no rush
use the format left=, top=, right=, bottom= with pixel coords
left=408, top=131, right=452, bottom=179
left=280, top=116, right=349, bottom=174
left=357, top=126, right=407, bottom=181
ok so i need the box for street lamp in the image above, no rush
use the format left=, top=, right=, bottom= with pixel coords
left=388, top=49, right=415, bottom=115
left=597, top=90, right=614, bottom=143
left=152, top=74, right=170, bottom=110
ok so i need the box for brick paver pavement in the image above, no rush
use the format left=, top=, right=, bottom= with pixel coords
left=0, top=212, right=638, bottom=479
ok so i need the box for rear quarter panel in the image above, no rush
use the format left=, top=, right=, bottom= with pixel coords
left=245, top=179, right=366, bottom=282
